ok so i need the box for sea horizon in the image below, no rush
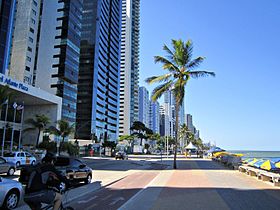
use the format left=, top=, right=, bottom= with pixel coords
left=228, top=150, right=280, bottom=159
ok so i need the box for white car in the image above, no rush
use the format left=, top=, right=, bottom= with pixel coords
left=3, top=151, right=36, bottom=167
left=0, top=176, right=24, bottom=209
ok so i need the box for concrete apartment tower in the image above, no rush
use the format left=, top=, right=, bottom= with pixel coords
left=76, top=0, right=121, bottom=142
left=9, top=0, right=42, bottom=85
left=119, top=0, right=140, bottom=136
left=8, top=0, right=82, bottom=124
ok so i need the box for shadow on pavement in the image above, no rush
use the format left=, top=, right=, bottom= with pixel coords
left=68, top=185, right=280, bottom=210
left=81, top=158, right=230, bottom=172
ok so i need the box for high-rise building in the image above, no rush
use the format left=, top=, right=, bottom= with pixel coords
left=149, top=100, right=160, bottom=134
left=34, top=0, right=63, bottom=95
left=159, top=105, right=165, bottom=136
left=9, top=0, right=42, bottom=84
left=0, top=0, right=15, bottom=74
left=119, top=0, right=140, bottom=136
left=7, top=0, right=81, bottom=124
left=138, top=86, right=149, bottom=128
left=186, top=114, right=195, bottom=133
left=51, top=0, right=83, bottom=124
left=76, top=0, right=121, bottom=142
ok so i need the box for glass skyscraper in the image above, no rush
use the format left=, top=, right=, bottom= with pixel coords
left=0, top=0, right=15, bottom=74
left=52, top=0, right=83, bottom=124
left=76, top=0, right=121, bottom=142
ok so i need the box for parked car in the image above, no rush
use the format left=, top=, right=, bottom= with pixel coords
left=19, top=156, right=93, bottom=187
left=0, top=157, right=17, bottom=176
left=115, top=151, right=128, bottom=160
left=3, top=151, right=36, bottom=167
left=0, top=176, right=24, bottom=209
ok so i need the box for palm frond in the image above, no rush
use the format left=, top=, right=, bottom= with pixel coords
left=145, top=73, right=173, bottom=85
left=163, top=44, right=174, bottom=61
left=154, top=56, right=179, bottom=72
left=187, top=56, right=205, bottom=70
left=189, top=70, right=216, bottom=79
left=151, top=81, right=173, bottom=102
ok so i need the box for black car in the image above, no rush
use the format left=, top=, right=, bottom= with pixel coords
left=19, top=156, right=92, bottom=187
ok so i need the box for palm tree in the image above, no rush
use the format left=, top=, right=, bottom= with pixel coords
left=119, top=135, right=135, bottom=153
left=146, top=39, right=215, bottom=169
left=25, top=114, right=50, bottom=147
left=49, top=119, right=75, bottom=155
left=179, top=123, right=190, bottom=147
left=130, top=121, right=147, bottom=146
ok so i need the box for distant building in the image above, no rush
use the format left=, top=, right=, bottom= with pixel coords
left=159, top=105, right=165, bottom=136
left=138, top=86, right=149, bottom=128
left=149, top=100, right=160, bottom=134
left=0, top=0, right=15, bottom=74
left=186, top=114, right=195, bottom=133
left=119, top=0, right=140, bottom=136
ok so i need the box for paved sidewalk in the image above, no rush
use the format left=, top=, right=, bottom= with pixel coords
left=120, top=159, right=280, bottom=210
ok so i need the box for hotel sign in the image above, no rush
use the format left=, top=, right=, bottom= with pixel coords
left=0, top=74, right=29, bottom=92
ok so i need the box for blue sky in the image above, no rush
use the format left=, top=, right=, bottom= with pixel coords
left=139, top=0, right=280, bottom=150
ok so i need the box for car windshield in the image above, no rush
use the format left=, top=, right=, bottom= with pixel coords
left=3, top=152, right=15, bottom=157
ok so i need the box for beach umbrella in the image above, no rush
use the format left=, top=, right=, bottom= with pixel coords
left=275, top=162, right=280, bottom=168
left=248, top=158, right=259, bottom=166
left=260, top=160, right=278, bottom=171
left=242, top=158, right=254, bottom=164
left=253, top=159, right=266, bottom=168
left=213, top=151, right=229, bottom=157
left=207, top=147, right=225, bottom=153
left=232, top=153, right=244, bottom=157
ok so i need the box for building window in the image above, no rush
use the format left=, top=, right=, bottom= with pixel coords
left=25, top=66, right=30, bottom=71
left=24, top=76, right=31, bottom=84
left=32, top=9, right=36, bottom=16
left=29, top=28, right=34, bottom=33
left=26, top=56, right=31, bottom=62
left=29, top=37, right=33, bottom=43
left=31, top=18, right=36, bottom=24
left=32, top=0, right=37, bottom=6
left=27, top=47, right=32, bottom=52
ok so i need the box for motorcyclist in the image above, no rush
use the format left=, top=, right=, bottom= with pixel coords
left=24, top=152, right=69, bottom=210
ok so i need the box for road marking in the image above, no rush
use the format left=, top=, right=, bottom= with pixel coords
left=109, top=197, right=125, bottom=206
left=77, top=195, right=98, bottom=204
left=85, top=203, right=97, bottom=210
left=101, top=194, right=112, bottom=200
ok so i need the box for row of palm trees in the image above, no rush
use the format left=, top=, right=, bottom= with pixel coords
left=25, top=115, right=74, bottom=154
left=146, top=39, right=215, bottom=169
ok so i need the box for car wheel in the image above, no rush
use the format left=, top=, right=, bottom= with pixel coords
left=16, top=162, right=20, bottom=168
left=85, top=174, right=92, bottom=184
left=3, top=190, right=19, bottom=209
left=31, top=161, right=35, bottom=165
left=7, top=167, right=15, bottom=176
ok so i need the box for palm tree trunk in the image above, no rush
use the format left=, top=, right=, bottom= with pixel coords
left=36, top=128, right=41, bottom=148
left=59, top=136, right=65, bottom=155
left=173, top=101, right=179, bottom=169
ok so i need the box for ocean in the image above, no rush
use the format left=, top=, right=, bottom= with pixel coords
left=228, top=150, right=280, bottom=159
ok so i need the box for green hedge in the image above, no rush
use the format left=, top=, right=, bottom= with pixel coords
left=38, top=140, right=79, bottom=156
